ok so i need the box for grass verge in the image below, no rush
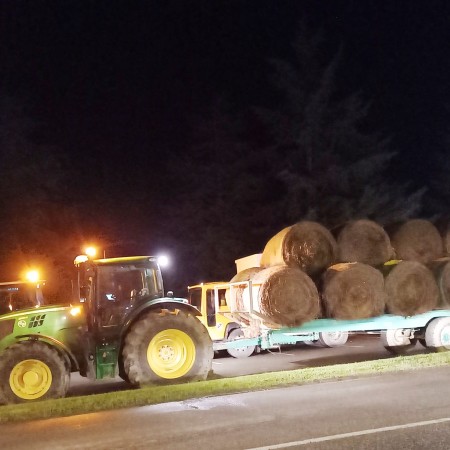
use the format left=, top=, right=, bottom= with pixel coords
left=1, top=351, right=449, bottom=424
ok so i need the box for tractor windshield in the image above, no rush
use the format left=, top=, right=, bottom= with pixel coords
left=95, top=261, right=164, bottom=328
left=97, top=264, right=163, bottom=304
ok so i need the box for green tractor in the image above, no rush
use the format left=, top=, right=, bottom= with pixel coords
left=0, top=256, right=213, bottom=404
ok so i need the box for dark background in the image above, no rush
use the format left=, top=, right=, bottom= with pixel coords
left=0, top=1, right=449, bottom=297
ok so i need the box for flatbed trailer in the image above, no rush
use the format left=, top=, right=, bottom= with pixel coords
left=210, top=282, right=450, bottom=354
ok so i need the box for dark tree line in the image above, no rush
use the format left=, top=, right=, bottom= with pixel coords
left=159, top=27, right=428, bottom=293
left=0, top=26, right=445, bottom=298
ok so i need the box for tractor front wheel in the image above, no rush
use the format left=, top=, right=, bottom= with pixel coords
left=0, top=341, right=70, bottom=404
left=122, top=309, right=213, bottom=385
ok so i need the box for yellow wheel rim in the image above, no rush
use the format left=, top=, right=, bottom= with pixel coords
left=9, top=359, right=52, bottom=400
left=147, top=329, right=196, bottom=379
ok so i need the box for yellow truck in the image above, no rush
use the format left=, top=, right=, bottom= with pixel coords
left=187, top=282, right=256, bottom=358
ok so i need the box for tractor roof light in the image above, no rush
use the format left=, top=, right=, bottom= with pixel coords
left=84, top=247, right=97, bottom=258
left=25, top=270, right=39, bottom=283
left=157, top=255, right=170, bottom=268
left=74, top=255, right=89, bottom=266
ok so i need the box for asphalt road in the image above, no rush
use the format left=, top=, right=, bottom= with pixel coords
left=66, top=333, right=422, bottom=397
left=2, top=365, right=450, bottom=449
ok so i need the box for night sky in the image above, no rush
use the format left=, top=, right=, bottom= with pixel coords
left=2, top=2, right=449, bottom=176
left=1, top=1, right=449, bottom=293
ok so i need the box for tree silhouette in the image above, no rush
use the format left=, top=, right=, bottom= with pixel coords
left=159, top=97, right=275, bottom=292
left=257, top=24, right=424, bottom=228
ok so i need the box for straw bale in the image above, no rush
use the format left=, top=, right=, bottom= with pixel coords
left=228, top=265, right=320, bottom=327
left=321, top=262, right=386, bottom=320
left=389, top=219, right=444, bottom=263
left=337, top=220, right=393, bottom=266
left=384, top=260, right=439, bottom=316
left=260, top=221, right=337, bottom=277
left=427, top=257, right=450, bottom=308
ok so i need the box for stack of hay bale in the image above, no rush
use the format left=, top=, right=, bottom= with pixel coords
left=227, top=217, right=449, bottom=329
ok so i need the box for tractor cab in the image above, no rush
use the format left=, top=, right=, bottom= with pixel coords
left=74, top=254, right=180, bottom=379
left=75, top=256, right=164, bottom=331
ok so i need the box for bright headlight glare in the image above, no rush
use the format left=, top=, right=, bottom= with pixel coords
left=70, top=306, right=82, bottom=317
left=158, top=255, right=169, bottom=267
left=26, top=270, right=39, bottom=283
left=74, top=255, right=89, bottom=265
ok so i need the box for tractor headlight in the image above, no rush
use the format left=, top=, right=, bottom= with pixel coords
left=70, top=306, right=82, bottom=317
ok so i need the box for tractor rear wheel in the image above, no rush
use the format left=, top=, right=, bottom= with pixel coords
left=122, top=309, right=213, bottom=385
left=0, top=341, right=69, bottom=404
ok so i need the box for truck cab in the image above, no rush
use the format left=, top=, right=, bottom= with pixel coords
left=187, top=282, right=256, bottom=358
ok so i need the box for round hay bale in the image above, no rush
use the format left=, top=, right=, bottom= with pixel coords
left=337, top=220, right=393, bottom=266
left=384, top=260, right=439, bottom=316
left=427, top=257, right=450, bottom=308
left=260, top=221, right=337, bottom=277
left=321, top=262, right=386, bottom=320
left=389, top=219, right=444, bottom=263
left=228, top=265, right=320, bottom=327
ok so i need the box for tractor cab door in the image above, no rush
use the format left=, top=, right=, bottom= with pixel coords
left=96, top=268, right=140, bottom=332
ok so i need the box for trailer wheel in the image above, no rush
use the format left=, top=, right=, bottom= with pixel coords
left=226, top=328, right=256, bottom=358
left=123, top=309, right=213, bottom=385
left=0, top=341, right=69, bottom=404
left=317, top=331, right=349, bottom=347
left=425, top=317, right=450, bottom=352
left=381, top=329, right=416, bottom=355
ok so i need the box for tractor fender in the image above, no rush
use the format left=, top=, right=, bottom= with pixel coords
left=14, top=333, right=79, bottom=372
left=120, top=299, right=201, bottom=337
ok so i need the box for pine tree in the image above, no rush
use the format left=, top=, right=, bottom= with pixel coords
left=258, top=24, right=424, bottom=228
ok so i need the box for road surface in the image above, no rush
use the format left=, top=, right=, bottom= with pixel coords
left=67, top=333, right=423, bottom=397
left=1, top=365, right=449, bottom=449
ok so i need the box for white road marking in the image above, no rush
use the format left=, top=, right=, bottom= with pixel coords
left=245, top=417, right=450, bottom=449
